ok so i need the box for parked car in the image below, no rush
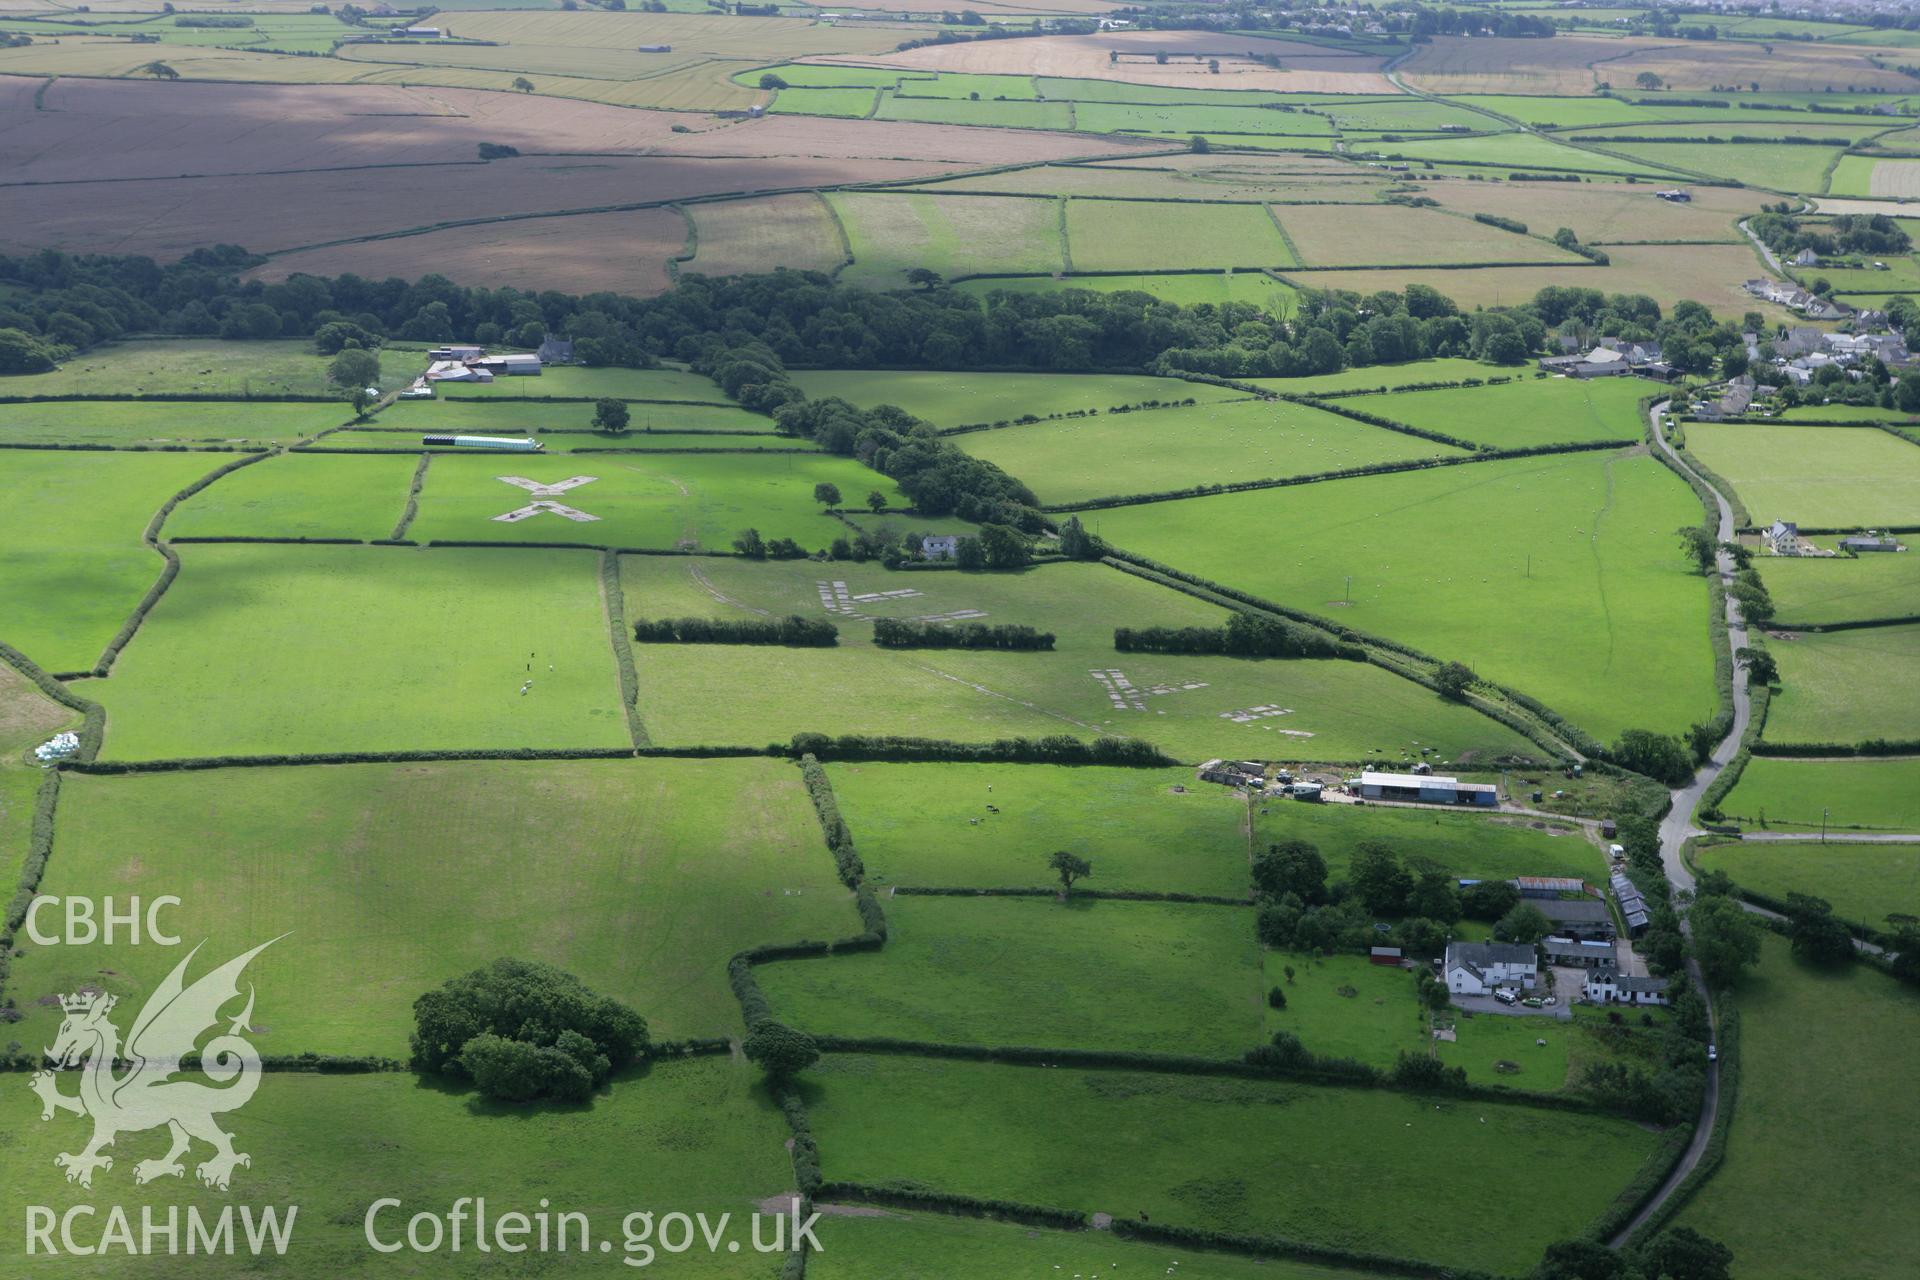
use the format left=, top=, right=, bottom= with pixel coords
left=1708, top=1044, right=1718, bottom=1063
left=1522, top=997, right=1544, bottom=1008
left=1494, top=989, right=1518, bottom=1006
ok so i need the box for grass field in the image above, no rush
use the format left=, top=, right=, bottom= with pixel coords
left=1084, top=450, right=1717, bottom=742
left=1761, top=549, right=1920, bottom=625
left=806, top=1054, right=1664, bottom=1276
left=788, top=369, right=1240, bottom=427
left=165, top=451, right=419, bottom=540
left=92, top=543, right=629, bottom=759
left=1366, top=376, right=1651, bottom=450
left=619, top=556, right=1540, bottom=763
left=0, top=449, right=222, bottom=675
left=824, top=761, right=1251, bottom=896
left=757, top=895, right=1261, bottom=1055
left=1067, top=199, right=1297, bottom=271
left=0, top=661, right=74, bottom=889
left=958, top=269, right=1299, bottom=311
left=1261, top=951, right=1426, bottom=1067
left=1675, top=937, right=1920, bottom=1280
left=1368, top=132, right=1681, bottom=178
left=1720, top=757, right=1920, bottom=832
left=1828, top=154, right=1920, bottom=198
left=0, top=339, right=403, bottom=397
left=1281, top=203, right=1584, bottom=268
left=437, top=365, right=735, bottom=403
left=0, top=1061, right=794, bottom=1277
left=686, top=193, right=849, bottom=277
left=955, top=398, right=1470, bottom=505
left=409, top=451, right=897, bottom=552
left=8, top=757, right=851, bottom=1052
left=0, top=400, right=349, bottom=447
left=1763, top=623, right=1920, bottom=744
left=1253, top=803, right=1606, bottom=883
left=1588, top=141, right=1845, bottom=193
left=1249, top=357, right=1504, bottom=396
left=831, top=192, right=1064, bottom=286
left=373, top=396, right=776, bottom=435
left=1696, top=835, right=1919, bottom=926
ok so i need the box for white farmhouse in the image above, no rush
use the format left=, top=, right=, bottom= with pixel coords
left=1443, top=941, right=1537, bottom=996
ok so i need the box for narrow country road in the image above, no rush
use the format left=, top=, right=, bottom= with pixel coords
left=1608, top=399, right=1748, bottom=1245
left=1740, top=218, right=1786, bottom=276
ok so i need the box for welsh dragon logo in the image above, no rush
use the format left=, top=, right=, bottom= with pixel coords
left=30, top=938, right=279, bottom=1191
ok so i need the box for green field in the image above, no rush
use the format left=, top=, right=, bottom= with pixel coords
left=0, top=339, right=404, bottom=397
left=1761, top=546, right=1920, bottom=625
left=830, top=192, right=1064, bottom=286
left=1593, top=141, right=1845, bottom=193
left=825, top=761, right=1250, bottom=896
left=959, top=269, right=1298, bottom=312
left=620, top=556, right=1541, bottom=764
left=1371, top=132, right=1681, bottom=177
left=1696, top=836, right=1919, bottom=927
left=0, top=1060, right=793, bottom=1277
left=1676, top=937, right=1920, bottom=1280
left=9, top=757, right=850, bottom=1051
left=1254, top=802, right=1606, bottom=883
left=165, top=451, right=419, bottom=540
left=787, top=369, right=1240, bottom=427
left=956, top=398, right=1469, bottom=505
left=1084, top=450, right=1717, bottom=742
left=1067, top=200, right=1298, bottom=271
left=372, top=396, right=778, bottom=434
left=1368, top=376, right=1651, bottom=450
left=878, top=94, right=1071, bottom=130
left=437, top=365, right=734, bottom=402
left=0, top=661, right=75, bottom=889
left=757, top=895, right=1261, bottom=1055
left=806, top=1054, right=1665, bottom=1276
left=1261, top=951, right=1427, bottom=1067
left=1720, top=757, right=1920, bottom=832
left=0, top=400, right=348, bottom=447
left=1685, top=423, right=1920, bottom=527
left=0, top=449, right=222, bottom=674
left=409, top=450, right=898, bottom=552
left=1249, top=357, right=1507, bottom=396
left=93, top=543, right=629, bottom=759
left=1764, top=623, right=1920, bottom=744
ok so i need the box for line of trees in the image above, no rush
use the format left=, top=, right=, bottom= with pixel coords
left=1115, top=611, right=1361, bottom=660
left=632, top=616, right=838, bottom=646
left=872, top=619, right=1054, bottom=650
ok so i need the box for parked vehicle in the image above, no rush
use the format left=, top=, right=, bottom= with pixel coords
left=1494, top=989, right=1518, bottom=1006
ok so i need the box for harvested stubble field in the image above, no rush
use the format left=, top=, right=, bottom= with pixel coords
left=1085, top=450, right=1717, bottom=742
left=1281, top=202, right=1586, bottom=268
left=0, top=449, right=227, bottom=675
left=1416, top=178, right=1765, bottom=244
left=1067, top=199, right=1298, bottom=271
left=918, top=162, right=1390, bottom=202
left=0, top=1062, right=795, bottom=1280
left=618, top=555, right=1539, bottom=763
left=1763, top=623, right=1920, bottom=745
left=92, top=543, right=630, bottom=759
left=1366, top=376, right=1651, bottom=451
left=788, top=369, right=1240, bottom=427
left=1684, top=423, right=1920, bottom=527
left=1404, top=32, right=1916, bottom=96
left=410, top=450, right=895, bottom=552
left=257, top=207, right=690, bottom=297
left=7, top=759, right=851, bottom=1052
left=165, top=451, right=419, bottom=541
left=955, top=397, right=1470, bottom=505
left=824, top=761, right=1250, bottom=896
left=1761, top=548, right=1920, bottom=626
left=0, top=400, right=350, bottom=448
left=1399, top=35, right=1659, bottom=97
left=1828, top=156, right=1920, bottom=199
left=758, top=895, right=1262, bottom=1055
left=829, top=191, right=1064, bottom=286
left=805, top=1053, right=1664, bottom=1276
left=1718, top=757, right=1920, bottom=834
left=686, top=193, right=848, bottom=277
left=1675, top=937, right=1920, bottom=1280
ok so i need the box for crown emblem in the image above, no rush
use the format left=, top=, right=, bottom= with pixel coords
left=59, top=991, right=110, bottom=1015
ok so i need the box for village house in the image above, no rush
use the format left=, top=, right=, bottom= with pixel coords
left=1584, top=966, right=1671, bottom=1006
left=1444, top=941, right=1538, bottom=996
left=921, top=534, right=960, bottom=560
left=536, top=336, right=575, bottom=364
left=1767, top=520, right=1803, bottom=556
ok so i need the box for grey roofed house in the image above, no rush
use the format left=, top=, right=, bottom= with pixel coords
left=1778, top=327, right=1824, bottom=358
left=1793, top=247, right=1820, bottom=266
left=1840, top=535, right=1902, bottom=553
left=1448, top=941, right=1536, bottom=970
left=536, top=337, right=575, bottom=364
left=921, top=535, right=960, bottom=560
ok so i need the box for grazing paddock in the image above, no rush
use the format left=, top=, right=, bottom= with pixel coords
left=787, top=369, right=1240, bottom=427
left=806, top=1053, right=1665, bottom=1276
left=91, top=543, right=628, bottom=759
left=410, top=450, right=895, bottom=552
left=1719, top=758, right=1920, bottom=834
left=1587, top=141, right=1843, bottom=193
left=765, top=84, right=882, bottom=117
left=824, top=761, right=1250, bottom=896
left=878, top=94, right=1072, bottom=130
left=1363, top=132, right=1681, bottom=178
left=0, top=449, right=222, bottom=675
left=1683, top=423, right=1920, bottom=527
left=618, top=556, right=1540, bottom=763
left=1248, top=357, right=1502, bottom=396
left=1281, top=203, right=1585, bottom=267
left=6, top=758, right=849, bottom=1052
left=0, top=338, right=382, bottom=398
left=0, top=1063, right=794, bottom=1277
left=1067, top=199, right=1297, bottom=271
left=955, top=396, right=1470, bottom=505
left=1253, top=804, right=1606, bottom=884
left=829, top=192, right=1064, bottom=286
left=1827, top=156, right=1920, bottom=199
left=686, top=193, right=848, bottom=277
left=1763, top=623, right=1920, bottom=745
left=1367, top=377, right=1651, bottom=451
left=1676, top=937, right=1920, bottom=1280
left=958, top=269, right=1299, bottom=311
left=1085, top=450, right=1717, bottom=742
left=1761, top=549, right=1920, bottom=626
left=0, top=400, right=349, bottom=448
left=756, top=895, right=1262, bottom=1056
left=165, top=451, right=419, bottom=541
left=1261, top=951, right=1427, bottom=1068
left=437, top=365, right=734, bottom=402
left=257, top=207, right=688, bottom=297
left=369, top=397, right=775, bottom=437
left=1697, top=837, right=1919, bottom=925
